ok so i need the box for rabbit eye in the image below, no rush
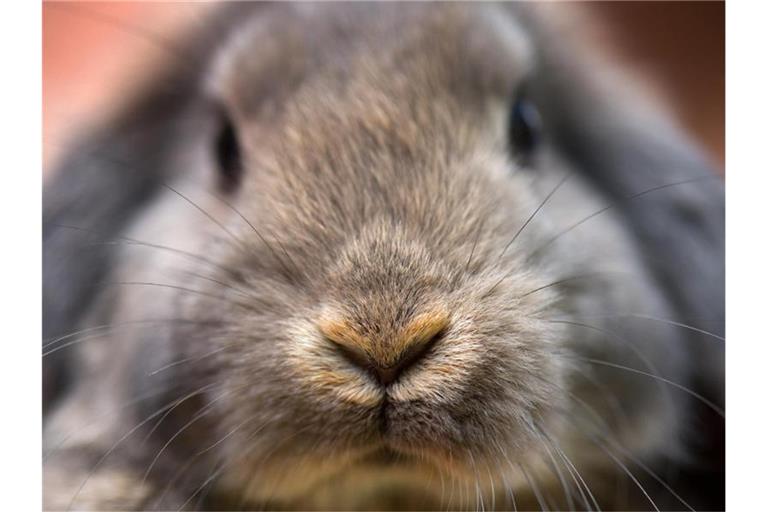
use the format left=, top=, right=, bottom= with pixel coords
left=509, top=93, right=541, bottom=163
left=214, top=113, right=243, bottom=192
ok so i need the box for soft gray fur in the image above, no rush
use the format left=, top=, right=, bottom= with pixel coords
left=43, top=3, right=724, bottom=510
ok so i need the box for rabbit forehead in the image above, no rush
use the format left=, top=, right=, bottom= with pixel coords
left=206, top=2, right=533, bottom=120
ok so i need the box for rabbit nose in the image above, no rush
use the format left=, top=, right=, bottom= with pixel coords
left=318, top=309, right=449, bottom=386
left=332, top=336, right=436, bottom=386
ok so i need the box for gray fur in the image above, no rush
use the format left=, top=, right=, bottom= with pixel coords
left=43, top=3, right=723, bottom=510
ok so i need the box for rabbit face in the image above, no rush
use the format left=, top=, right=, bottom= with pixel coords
left=44, top=3, right=723, bottom=510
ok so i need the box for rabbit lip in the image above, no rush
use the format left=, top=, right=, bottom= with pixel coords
left=377, top=393, right=391, bottom=435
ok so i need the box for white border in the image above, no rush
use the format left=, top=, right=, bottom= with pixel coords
left=0, top=0, right=42, bottom=509
left=726, top=0, right=768, bottom=510
left=1, top=1, right=761, bottom=509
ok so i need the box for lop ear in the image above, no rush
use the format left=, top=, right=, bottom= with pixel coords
left=41, top=4, right=255, bottom=411
left=43, top=101, right=182, bottom=411
left=515, top=5, right=725, bottom=505
left=43, top=99, right=192, bottom=414
left=518, top=5, right=724, bottom=388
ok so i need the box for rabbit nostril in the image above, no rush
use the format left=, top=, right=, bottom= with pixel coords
left=372, top=330, right=442, bottom=385
left=375, top=366, right=400, bottom=386
left=318, top=308, right=450, bottom=386
left=332, top=342, right=371, bottom=371
left=332, top=334, right=439, bottom=386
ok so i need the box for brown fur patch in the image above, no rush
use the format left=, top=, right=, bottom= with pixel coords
left=318, top=307, right=449, bottom=370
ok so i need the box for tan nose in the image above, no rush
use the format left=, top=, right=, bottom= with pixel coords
left=319, top=309, right=450, bottom=386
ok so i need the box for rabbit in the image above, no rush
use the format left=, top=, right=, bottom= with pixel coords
left=42, top=2, right=724, bottom=510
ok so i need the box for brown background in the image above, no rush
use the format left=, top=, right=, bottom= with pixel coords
left=43, top=1, right=724, bottom=173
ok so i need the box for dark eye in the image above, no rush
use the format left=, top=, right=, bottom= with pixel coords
left=509, top=92, right=541, bottom=163
left=214, top=113, right=243, bottom=192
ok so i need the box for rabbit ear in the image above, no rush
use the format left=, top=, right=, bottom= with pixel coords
left=518, top=6, right=724, bottom=398
left=521, top=10, right=724, bottom=504
left=42, top=4, right=260, bottom=412
left=42, top=18, right=220, bottom=413
left=43, top=94, right=190, bottom=411
left=537, top=64, right=723, bottom=326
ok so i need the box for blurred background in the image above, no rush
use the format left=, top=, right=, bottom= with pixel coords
left=43, top=1, right=724, bottom=173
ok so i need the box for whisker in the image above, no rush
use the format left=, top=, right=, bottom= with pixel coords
left=445, top=448, right=458, bottom=510
left=151, top=453, right=198, bottom=510
left=44, top=385, right=174, bottom=463
left=202, top=186, right=304, bottom=282
left=497, top=173, right=571, bottom=264
left=576, top=356, right=724, bottom=417
left=569, top=364, right=633, bottom=443
left=549, top=319, right=680, bottom=428
left=466, top=448, right=485, bottom=512
left=491, top=440, right=520, bottom=512
left=44, top=322, right=121, bottom=349
left=563, top=312, right=725, bottom=342
left=537, top=425, right=600, bottom=512
left=51, top=223, right=234, bottom=276
left=620, top=313, right=724, bottom=342
left=186, top=422, right=308, bottom=511
left=518, top=463, right=549, bottom=511
left=256, top=426, right=324, bottom=511
left=481, top=174, right=572, bottom=300
left=65, top=382, right=218, bottom=511
left=604, top=437, right=695, bottom=512
left=43, top=317, right=228, bottom=358
left=172, top=422, right=268, bottom=511
left=535, top=416, right=601, bottom=511
left=558, top=388, right=695, bottom=511
left=179, top=268, right=255, bottom=301
left=147, top=345, right=230, bottom=377
left=517, top=270, right=632, bottom=299
left=105, top=280, right=243, bottom=306
left=465, top=216, right=488, bottom=275
left=161, top=183, right=248, bottom=253
left=497, top=463, right=518, bottom=512
left=486, top=463, right=496, bottom=512
left=140, top=387, right=239, bottom=489
left=527, top=176, right=719, bottom=261
left=163, top=423, right=269, bottom=509
left=176, top=458, right=230, bottom=512
left=43, top=318, right=225, bottom=351
left=589, top=435, right=659, bottom=512
left=529, top=423, right=576, bottom=511
left=437, top=452, right=447, bottom=510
